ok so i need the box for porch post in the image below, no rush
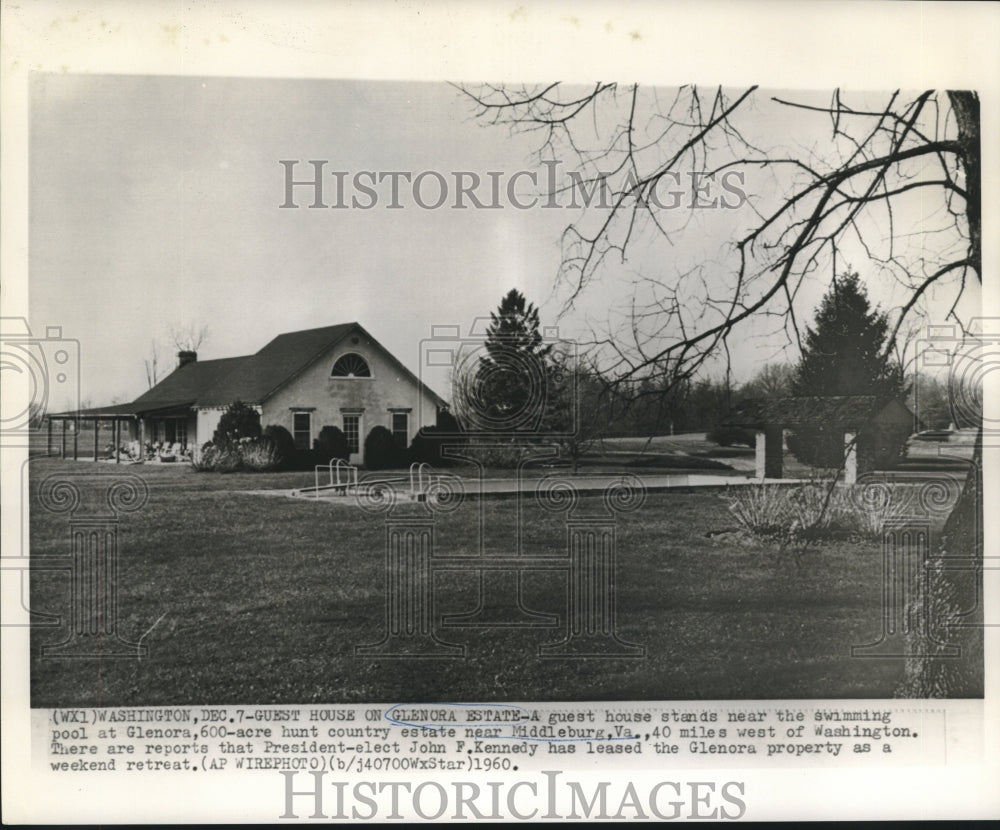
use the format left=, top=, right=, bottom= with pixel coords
left=61, top=419, right=66, bottom=457
left=93, top=417, right=100, bottom=462
left=758, top=424, right=784, bottom=480
left=114, top=418, right=120, bottom=463
left=47, top=417, right=52, bottom=455
left=754, top=430, right=766, bottom=481
left=73, top=418, right=78, bottom=461
left=844, top=431, right=858, bottom=484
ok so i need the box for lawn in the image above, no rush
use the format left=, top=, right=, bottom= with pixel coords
left=28, top=456, right=932, bottom=706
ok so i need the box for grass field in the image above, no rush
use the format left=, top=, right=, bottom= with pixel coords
left=25, top=454, right=945, bottom=708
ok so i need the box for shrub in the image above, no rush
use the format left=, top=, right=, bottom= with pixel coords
left=212, top=445, right=244, bottom=473
left=728, top=484, right=792, bottom=538
left=263, top=424, right=295, bottom=468
left=728, top=480, right=901, bottom=542
left=291, top=447, right=322, bottom=471
left=316, top=425, right=350, bottom=463
left=213, top=401, right=262, bottom=446
left=408, top=425, right=459, bottom=466
left=786, top=427, right=843, bottom=468
left=190, top=437, right=280, bottom=472
left=789, top=423, right=909, bottom=472
left=457, top=441, right=524, bottom=469
left=436, top=407, right=462, bottom=433
left=191, top=442, right=218, bottom=472
left=240, top=438, right=281, bottom=471
left=843, top=483, right=898, bottom=539
left=364, top=425, right=402, bottom=470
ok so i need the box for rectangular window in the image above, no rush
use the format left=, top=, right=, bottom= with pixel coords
left=176, top=419, right=188, bottom=448
left=343, top=414, right=360, bottom=454
left=293, top=412, right=311, bottom=450
left=391, top=412, right=408, bottom=449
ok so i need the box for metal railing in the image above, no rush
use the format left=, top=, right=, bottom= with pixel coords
left=312, top=458, right=359, bottom=498
left=409, top=462, right=437, bottom=500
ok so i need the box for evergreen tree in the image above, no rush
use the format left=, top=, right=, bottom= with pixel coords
left=789, top=271, right=908, bottom=467
left=474, top=289, right=553, bottom=431
left=791, top=271, right=905, bottom=400
left=212, top=401, right=262, bottom=447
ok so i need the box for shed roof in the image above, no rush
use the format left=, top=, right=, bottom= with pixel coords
left=722, top=395, right=913, bottom=429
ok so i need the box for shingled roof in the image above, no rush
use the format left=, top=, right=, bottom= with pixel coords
left=722, top=395, right=911, bottom=428
left=51, top=322, right=445, bottom=418
left=129, top=356, right=252, bottom=412
left=194, top=323, right=357, bottom=407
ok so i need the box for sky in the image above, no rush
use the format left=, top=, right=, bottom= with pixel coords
left=30, top=75, right=573, bottom=407
left=29, top=75, right=980, bottom=410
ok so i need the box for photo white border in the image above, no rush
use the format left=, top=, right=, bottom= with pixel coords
left=2, top=0, right=998, bottom=822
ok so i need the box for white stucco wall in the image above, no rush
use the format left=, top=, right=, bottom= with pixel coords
left=195, top=407, right=226, bottom=447
left=260, top=334, right=442, bottom=464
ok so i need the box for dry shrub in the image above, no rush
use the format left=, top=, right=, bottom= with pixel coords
left=729, top=480, right=903, bottom=542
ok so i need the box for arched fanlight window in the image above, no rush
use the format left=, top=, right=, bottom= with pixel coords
left=331, top=353, right=371, bottom=378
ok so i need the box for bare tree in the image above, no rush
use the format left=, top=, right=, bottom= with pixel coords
left=168, top=322, right=210, bottom=352
left=457, top=85, right=980, bottom=392
left=143, top=324, right=211, bottom=388
left=143, top=339, right=160, bottom=389
left=739, top=363, right=795, bottom=400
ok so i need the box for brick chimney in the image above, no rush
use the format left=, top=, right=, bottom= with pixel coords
left=178, top=350, right=197, bottom=368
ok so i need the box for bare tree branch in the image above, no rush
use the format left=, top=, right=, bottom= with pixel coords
left=458, top=84, right=980, bottom=402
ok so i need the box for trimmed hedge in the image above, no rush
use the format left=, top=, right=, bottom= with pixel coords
left=316, top=425, right=350, bottom=463
left=212, top=401, right=262, bottom=446
left=263, top=424, right=295, bottom=468
left=364, top=425, right=403, bottom=470
left=408, top=425, right=454, bottom=466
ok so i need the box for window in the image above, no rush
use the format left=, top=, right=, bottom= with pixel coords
left=163, top=420, right=187, bottom=445
left=391, top=412, right=408, bottom=449
left=331, top=353, right=371, bottom=378
left=293, top=412, right=311, bottom=450
left=343, top=414, right=360, bottom=454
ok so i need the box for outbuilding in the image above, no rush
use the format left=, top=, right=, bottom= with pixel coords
left=721, top=395, right=918, bottom=482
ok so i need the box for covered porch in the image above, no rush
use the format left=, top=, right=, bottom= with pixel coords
left=46, top=403, right=196, bottom=463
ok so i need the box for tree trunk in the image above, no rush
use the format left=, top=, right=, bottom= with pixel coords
left=899, top=92, right=988, bottom=696
left=948, top=91, right=981, bottom=279
left=899, top=427, right=983, bottom=696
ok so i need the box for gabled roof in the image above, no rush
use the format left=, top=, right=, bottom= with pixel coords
left=196, top=322, right=446, bottom=409
left=54, top=322, right=447, bottom=418
left=195, top=323, right=358, bottom=407
left=722, top=395, right=915, bottom=429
